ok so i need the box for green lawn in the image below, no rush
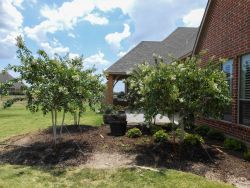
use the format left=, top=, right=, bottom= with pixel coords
left=0, top=101, right=103, bottom=141
left=0, top=165, right=232, bottom=188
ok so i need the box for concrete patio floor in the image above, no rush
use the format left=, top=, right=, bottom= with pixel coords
left=126, top=113, right=179, bottom=125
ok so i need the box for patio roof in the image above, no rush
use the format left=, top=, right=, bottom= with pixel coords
left=106, top=27, right=199, bottom=75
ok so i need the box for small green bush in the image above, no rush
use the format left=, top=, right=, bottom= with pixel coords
left=223, top=138, right=247, bottom=152
left=153, top=130, right=169, bottom=143
left=174, top=128, right=188, bottom=138
left=126, top=128, right=142, bottom=138
left=184, top=134, right=204, bottom=146
left=150, top=125, right=163, bottom=135
left=244, top=149, right=250, bottom=161
left=195, top=125, right=210, bottom=137
left=207, top=129, right=225, bottom=141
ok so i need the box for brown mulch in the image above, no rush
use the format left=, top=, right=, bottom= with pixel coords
left=0, top=125, right=249, bottom=186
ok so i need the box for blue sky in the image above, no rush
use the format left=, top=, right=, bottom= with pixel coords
left=0, top=0, right=207, bottom=90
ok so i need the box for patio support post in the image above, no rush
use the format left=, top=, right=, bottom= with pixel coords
left=106, top=74, right=114, bottom=105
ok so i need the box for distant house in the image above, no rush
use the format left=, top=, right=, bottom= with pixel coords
left=105, top=27, right=199, bottom=104
left=0, top=72, right=24, bottom=95
left=193, top=0, right=250, bottom=142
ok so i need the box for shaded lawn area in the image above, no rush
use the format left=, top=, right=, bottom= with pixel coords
left=0, top=101, right=102, bottom=141
left=0, top=165, right=232, bottom=188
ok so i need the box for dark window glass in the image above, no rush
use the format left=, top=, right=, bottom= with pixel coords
left=239, top=54, right=250, bottom=126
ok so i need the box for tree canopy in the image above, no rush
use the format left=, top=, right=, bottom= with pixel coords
left=127, top=54, right=231, bottom=140
left=1, top=36, right=105, bottom=143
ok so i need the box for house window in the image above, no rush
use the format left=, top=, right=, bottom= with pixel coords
left=239, top=54, right=250, bottom=126
left=222, top=59, right=233, bottom=122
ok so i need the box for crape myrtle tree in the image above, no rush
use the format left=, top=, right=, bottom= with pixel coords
left=127, top=54, right=231, bottom=142
left=2, top=36, right=104, bottom=144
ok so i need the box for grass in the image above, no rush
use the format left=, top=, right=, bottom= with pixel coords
left=0, top=99, right=102, bottom=141
left=0, top=165, right=233, bottom=188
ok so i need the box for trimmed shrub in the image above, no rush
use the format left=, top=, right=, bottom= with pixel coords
left=153, top=130, right=169, bottom=143
left=150, top=125, right=163, bottom=135
left=223, top=138, right=247, bottom=152
left=184, top=134, right=204, bottom=146
left=195, top=125, right=210, bottom=137
left=244, top=149, right=250, bottom=161
left=207, top=129, right=225, bottom=141
left=126, top=128, right=142, bottom=138
left=175, top=128, right=188, bottom=138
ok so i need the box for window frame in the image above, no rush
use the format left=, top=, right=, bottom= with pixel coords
left=239, top=53, right=250, bottom=126
left=222, top=59, right=233, bottom=122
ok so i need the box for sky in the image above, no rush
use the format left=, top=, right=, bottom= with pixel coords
left=0, top=0, right=208, bottom=90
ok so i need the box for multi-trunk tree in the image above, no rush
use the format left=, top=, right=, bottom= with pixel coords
left=1, top=36, right=104, bottom=144
left=127, top=54, right=231, bottom=141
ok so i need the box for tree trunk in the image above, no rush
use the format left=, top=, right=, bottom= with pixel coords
left=60, top=110, right=65, bottom=136
left=51, top=110, right=57, bottom=145
left=74, top=112, right=77, bottom=125
left=179, top=116, right=185, bottom=143
left=77, top=111, right=81, bottom=126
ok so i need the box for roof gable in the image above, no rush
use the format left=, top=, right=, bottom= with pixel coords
left=106, top=27, right=199, bottom=74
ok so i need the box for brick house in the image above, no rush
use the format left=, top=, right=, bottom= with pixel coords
left=193, top=0, right=250, bottom=142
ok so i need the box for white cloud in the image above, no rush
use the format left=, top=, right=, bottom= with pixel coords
left=0, top=0, right=23, bottom=59
left=85, top=51, right=109, bottom=65
left=105, top=24, right=131, bottom=49
left=11, top=0, right=37, bottom=9
left=117, top=51, right=127, bottom=58
left=117, top=44, right=135, bottom=58
left=25, top=0, right=95, bottom=43
left=40, top=38, right=69, bottom=55
left=183, top=8, right=205, bottom=27
left=24, top=0, right=135, bottom=46
left=68, top=53, right=80, bottom=59
left=11, top=0, right=23, bottom=8
left=84, top=13, right=109, bottom=25
left=94, top=0, right=135, bottom=14
left=68, top=33, right=76, bottom=38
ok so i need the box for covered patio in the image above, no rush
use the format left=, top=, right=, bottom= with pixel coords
left=105, top=27, right=199, bottom=105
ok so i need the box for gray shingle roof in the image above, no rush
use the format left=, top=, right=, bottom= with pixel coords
left=0, top=72, right=23, bottom=89
left=106, top=27, right=199, bottom=74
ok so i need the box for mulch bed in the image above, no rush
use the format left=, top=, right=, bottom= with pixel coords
left=0, top=125, right=249, bottom=183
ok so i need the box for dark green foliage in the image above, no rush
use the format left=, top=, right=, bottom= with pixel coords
left=223, top=138, right=247, bottom=152
left=243, top=149, right=250, bottom=161
left=183, top=134, right=204, bottom=146
left=102, top=105, right=114, bottom=114
left=153, top=130, right=168, bottom=142
left=126, top=128, right=142, bottom=138
left=207, top=129, right=225, bottom=141
left=165, top=123, right=177, bottom=132
left=150, top=125, right=163, bottom=135
left=3, top=97, right=25, bottom=109
left=195, top=125, right=210, bottom=137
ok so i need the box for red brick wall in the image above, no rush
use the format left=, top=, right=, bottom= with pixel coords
left=195, top=0, right=250, bottom=143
